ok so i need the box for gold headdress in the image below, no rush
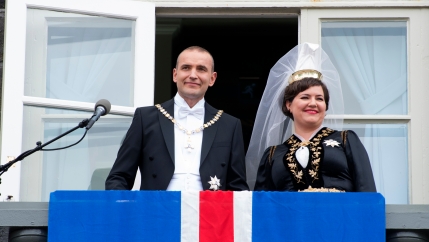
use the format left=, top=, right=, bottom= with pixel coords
left=288, top=69, right=323, bottom=84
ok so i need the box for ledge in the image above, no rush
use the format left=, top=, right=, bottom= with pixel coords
left=386, top=205, right=429, bottom=229
left=0, top=203, right=429, bottom=230
left=0, top=202, right=48, bottom=227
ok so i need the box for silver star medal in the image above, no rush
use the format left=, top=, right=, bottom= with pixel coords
left=208, top=176, right=221, bottom=191
left=324, top=139, right=340, bottom=147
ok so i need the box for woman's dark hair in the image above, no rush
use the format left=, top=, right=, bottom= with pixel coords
left=282, top=77, right=330, bottom=120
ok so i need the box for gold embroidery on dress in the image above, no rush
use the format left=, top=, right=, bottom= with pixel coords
left=285, top=128, right=334, bottom=184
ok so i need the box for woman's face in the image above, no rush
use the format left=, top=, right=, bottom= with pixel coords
left=286, top=85, right=326, bottom=129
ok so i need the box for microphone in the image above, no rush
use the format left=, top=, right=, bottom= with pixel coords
left=86, top=99, right=111, bottom=130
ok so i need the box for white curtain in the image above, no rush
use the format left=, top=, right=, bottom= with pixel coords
left=46, top=19, right=134, bottom=105
left=41, top=116, right=131, bottom=201
left=322, top=22, right=407, bottom=115
left=322, top=22, right=408, bottom=204
left=41, top=19, right=134, bottom=200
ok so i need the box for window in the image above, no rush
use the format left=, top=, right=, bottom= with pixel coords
left=323, top=20, right=408, bottom=204
left=1, top=0, right=155, bottom=201
left=301, top=8, right=429, bottom=204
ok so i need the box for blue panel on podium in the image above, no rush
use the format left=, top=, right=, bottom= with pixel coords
left=49, top=191, right=181, bottom=242
left=252, top=192, right=385, bottom=242
left=48, top=191, right=385, bottom=241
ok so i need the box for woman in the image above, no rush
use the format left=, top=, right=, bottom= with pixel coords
left=246, top=43, right=376, bottom=192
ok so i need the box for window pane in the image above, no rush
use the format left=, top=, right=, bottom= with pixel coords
left=344, top=123, right=408, bottom=204
left=322, top=21, right=407, bottom=115
left=25, top=9, right=135, bottom=106
left=20, top=106, right=132, bottom=201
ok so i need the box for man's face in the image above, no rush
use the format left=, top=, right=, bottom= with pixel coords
left=173, top=49, right=217, bottom=103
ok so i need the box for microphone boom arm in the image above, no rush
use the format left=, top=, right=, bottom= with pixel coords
left=0, top=118, right=90, bottom=176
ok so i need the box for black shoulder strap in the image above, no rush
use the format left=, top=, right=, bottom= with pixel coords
left=341, top=130, right=355, bottom=186
left=268, top=145, right=277, bottom=166
left=341, top=130, right=348, bottom=150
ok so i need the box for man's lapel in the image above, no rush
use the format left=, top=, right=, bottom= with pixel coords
left=200, top=102, right=219, bottom=164
left=158, top=99, right=175, bottom=164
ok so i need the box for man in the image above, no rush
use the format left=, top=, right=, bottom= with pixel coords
left=106, top=46, right=249, bottom=191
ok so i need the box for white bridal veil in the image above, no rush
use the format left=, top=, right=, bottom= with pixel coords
left=245, top=42, right=344, bottom=189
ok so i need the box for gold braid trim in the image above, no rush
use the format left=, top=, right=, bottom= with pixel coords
left=299, top=186, right=345, bottom=192
left=285, top=128, right=334, bottom=184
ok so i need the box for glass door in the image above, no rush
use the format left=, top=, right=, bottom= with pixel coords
left=1, top=0, right=155, bottom=201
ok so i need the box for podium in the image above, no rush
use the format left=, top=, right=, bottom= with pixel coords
left=48, top=191, right=385, bottom=242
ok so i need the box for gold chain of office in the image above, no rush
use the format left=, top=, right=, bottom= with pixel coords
left=155, top=104, right=223, bottom=135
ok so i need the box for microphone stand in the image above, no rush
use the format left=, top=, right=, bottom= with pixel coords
left=0, top=118, right=90, bottom=177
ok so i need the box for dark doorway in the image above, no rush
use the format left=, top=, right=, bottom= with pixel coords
left=157, top=17, right=298, bottom=152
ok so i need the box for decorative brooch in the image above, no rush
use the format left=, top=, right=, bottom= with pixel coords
left=324, top=139, right=340, bottom=147
left=208, top=176, right=221, bottom=191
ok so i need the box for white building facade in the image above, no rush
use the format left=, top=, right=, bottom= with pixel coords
left=1, top=0, right=428, bottom=204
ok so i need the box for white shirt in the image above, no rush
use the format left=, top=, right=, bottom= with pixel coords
left=166, top=94, right=204, bottom=191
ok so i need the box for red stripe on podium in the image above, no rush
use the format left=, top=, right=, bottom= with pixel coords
left=199, top=191, right=234, bottom=242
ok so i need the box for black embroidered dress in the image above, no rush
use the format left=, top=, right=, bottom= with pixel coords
left=254, top=127, right=376, bottom=192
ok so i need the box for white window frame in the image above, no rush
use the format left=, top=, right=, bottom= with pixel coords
left=1, top=0, right=155, bottom=201
left=301, top=8, right=429, bottom=204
